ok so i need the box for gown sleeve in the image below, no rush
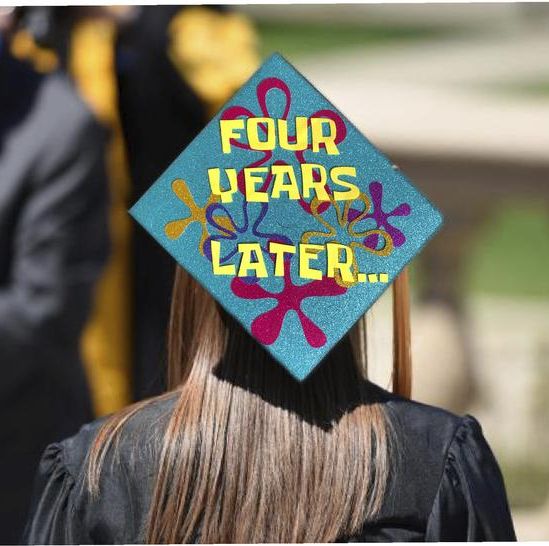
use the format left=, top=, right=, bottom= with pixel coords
left=23, top=443, right=88, bottom=544
left=425, top=415, right=516, bottom=541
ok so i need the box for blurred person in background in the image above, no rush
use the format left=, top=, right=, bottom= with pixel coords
left=11, top=6, right=259, bottom=415
left=0, top=8, right=109, bottom=543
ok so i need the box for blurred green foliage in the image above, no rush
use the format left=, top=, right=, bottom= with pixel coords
left=468, top=203, right=549, bottom=297
left=490, top=79, right=549, bottom=98
left=257, top=22, right=454, bottom=59
left=501, top=459, right=549, bottom=508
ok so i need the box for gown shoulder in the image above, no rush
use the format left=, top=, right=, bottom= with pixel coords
left=424, top=414, right=516, bottom=541
left=352, top=383, right=516, bottom=541
left=23, top=394, right=178, bottom=544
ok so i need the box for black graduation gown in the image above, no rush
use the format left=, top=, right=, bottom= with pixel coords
left=115, top=6, right=210, bottom=401
left=22, top=383, right=516, bottom=543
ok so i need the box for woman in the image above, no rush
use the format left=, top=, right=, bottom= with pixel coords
left=24, top=270, right=515, bottom=543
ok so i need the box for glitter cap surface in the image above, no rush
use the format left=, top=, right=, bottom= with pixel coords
left=130, top=53, right=443, bottom=380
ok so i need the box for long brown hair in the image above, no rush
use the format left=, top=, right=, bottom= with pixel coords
left=87, top=267, right=411, bottom=543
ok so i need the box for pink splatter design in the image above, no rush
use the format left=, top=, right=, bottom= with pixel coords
left=231, top=261, right=347, bottom=348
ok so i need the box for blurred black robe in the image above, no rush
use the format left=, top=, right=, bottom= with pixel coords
left=0, top=43, right=109, bottom=543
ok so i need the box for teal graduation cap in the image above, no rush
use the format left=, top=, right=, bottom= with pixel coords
left=130, top=53, right=443, bottom=381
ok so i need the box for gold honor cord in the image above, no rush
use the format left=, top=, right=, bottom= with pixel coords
left=70, top=18, right=132, bottom=416
left=10, top=30, right=59, bottom=73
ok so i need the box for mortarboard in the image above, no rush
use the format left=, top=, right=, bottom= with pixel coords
left=130, top=53, right=443, bottom=381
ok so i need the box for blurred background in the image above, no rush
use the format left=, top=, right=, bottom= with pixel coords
left=246, top=3, right=549, bottom=539
left=0, top=3, right=548, bottom=542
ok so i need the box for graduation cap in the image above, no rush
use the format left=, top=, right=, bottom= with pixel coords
left=130, top=53, right=443, bottom=381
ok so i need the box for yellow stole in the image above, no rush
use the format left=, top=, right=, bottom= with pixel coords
left=69, top=19, right=132, bottom=416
